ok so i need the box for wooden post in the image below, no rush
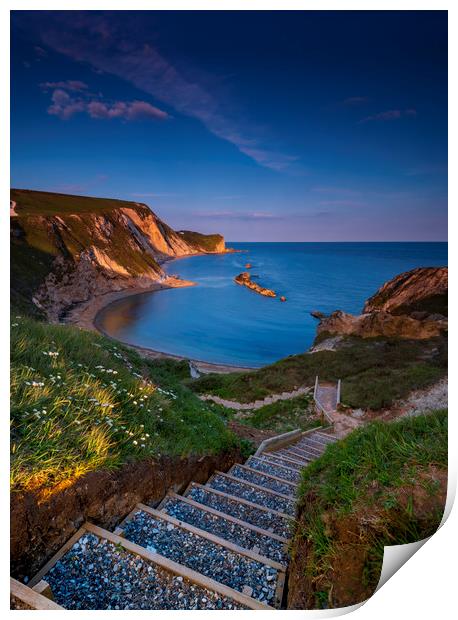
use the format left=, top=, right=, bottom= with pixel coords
left=337, top=379, right=341, bottom=405
left=313, top=375, right=319, bottom=398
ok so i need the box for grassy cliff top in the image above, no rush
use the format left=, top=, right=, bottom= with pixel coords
left=189, top=335, right=447, bottom=409
left=289, top=410, right=447, bottom=608
left=11, top=188, right=149, bottom=216
left=10, top=316, right=240, bottom=492
left=177, top=230, right=224, bottom=251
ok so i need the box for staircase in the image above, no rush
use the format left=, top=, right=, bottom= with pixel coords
left=11, top=428, right=338, bottom=610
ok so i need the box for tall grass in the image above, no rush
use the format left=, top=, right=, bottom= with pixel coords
left=292, top=410, right=448, bottom=606
left=190, top=336, right=447, bottom=409
left=10, top=317, right=238, bottom=492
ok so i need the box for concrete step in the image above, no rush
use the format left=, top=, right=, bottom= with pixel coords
left=119, top=506, right=284, bottom=608
left=158, top=492, right=288, bottom=566
left=184, top=483, right=292, bottom=539
left=245, top=456, right=301, bottom=483
left=29, top=523, right=266, bottom=609
left=228, top=464, right=297, bottom=497
left=207, top=472, right=296, bottom=516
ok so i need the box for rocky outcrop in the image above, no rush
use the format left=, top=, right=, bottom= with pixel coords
left=315, top=267, right=448, bottom=342
left=363, top=267, right=448, bottom=316
left=317, top=309, right=447, bottom=340
left=10, top=189, right=226, bottom=320
left=234, top=272, right=276, bottom=298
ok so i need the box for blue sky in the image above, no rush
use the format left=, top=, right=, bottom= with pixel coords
left=11, top=10, right=447, bottom=241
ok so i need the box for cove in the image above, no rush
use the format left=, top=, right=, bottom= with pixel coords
left=96, top=242, right=447, bottom=368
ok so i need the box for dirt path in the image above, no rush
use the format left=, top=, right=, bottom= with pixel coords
left=199, top=386, right=311, bottom=410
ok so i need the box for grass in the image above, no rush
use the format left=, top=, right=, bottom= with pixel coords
left=237, top=393, right=323, bottom=434
left=177, top=230, right=224, bottom=252
left=11, top=188, right=146, bottom=216
left=190, top=336, right=447, bottom=410
left=10, top=316, right=239, bottom=492
left=291, top=410, right=448, bottom=607
left=10, top=239, right=54, bottom=318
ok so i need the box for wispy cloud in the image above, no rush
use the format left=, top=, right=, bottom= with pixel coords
left=311, top=186, right=362, bottom=196
left=319, top=200, right=365, bottom=207
left=35, top=13, right=298, bottom=172
left=44, top=84, right=169, bottom=121
left=359, top=108, right=417, bottom=124
left=191, top=210, right=283, bottom=221
left=404, top=163, right=447, bottom=176
left=40, top=79, right=88, bottom=92
left=131, top=192, right=183, bottom=198
left=341, top=96, right=369, bottom=105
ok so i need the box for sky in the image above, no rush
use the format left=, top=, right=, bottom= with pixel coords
left=10, top=10, right=448, bottom=241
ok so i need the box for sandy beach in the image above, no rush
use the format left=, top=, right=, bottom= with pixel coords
left=66, top=275, right=255, bottom=375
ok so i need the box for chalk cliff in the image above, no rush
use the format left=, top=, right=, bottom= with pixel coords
left=10, top=189, right=225, bottom=320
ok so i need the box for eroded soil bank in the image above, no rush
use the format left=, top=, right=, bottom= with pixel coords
left=11, top=448, right=243, bottom=581
left=287, top=465, right=447, bottom=609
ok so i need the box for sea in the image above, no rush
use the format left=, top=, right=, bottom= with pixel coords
left=96, top=242, right=447, bottom=368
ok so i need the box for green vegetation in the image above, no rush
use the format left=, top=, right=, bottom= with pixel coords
left=292, top=410, right=447, bottom=607
left=11, top=188, right=144, bottom=216
left=190, top=336, right=447, bottom=409
left=238, top=394, right=322, bottom=434
left=177, top=230, right=224, bottom=252
left=11, top=238, right=53, bottom=318
left=10, top=317, right=239, bottom=492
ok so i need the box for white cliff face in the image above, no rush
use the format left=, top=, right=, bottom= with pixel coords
left=12, top=194, right=225, bottom=320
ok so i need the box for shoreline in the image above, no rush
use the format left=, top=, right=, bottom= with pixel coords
left=67, top=253, right=257, bottom=375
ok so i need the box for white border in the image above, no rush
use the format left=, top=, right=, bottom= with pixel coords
left=2, top=2, right=454, bottom=619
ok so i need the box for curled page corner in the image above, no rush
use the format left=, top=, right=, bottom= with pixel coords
left=376, top=473, right=455, bottom=594
left=376, top=537, right=430, bottom=591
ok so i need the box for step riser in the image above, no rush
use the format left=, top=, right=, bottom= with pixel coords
left=261, top=455, right=304, bottom=471
left=159, top=495, right=288, bottom=566
left=120, top=508, right=283, bottom=607
left=246, top=457, right=301, bottom=483
left=228, top=465, right=297, bottom=496
left=184, top=484, right=292, bottom=539
left=30, top=524, right=265, bottom=610
left=285, top=446, right=319, bottom=459
left=207, top=473, right=296, bottom=515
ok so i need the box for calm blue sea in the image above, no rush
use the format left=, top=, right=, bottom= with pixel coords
left=97, top=242, right=447, bottom=368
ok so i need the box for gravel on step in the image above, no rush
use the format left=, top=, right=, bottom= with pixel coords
left=208, top=475, right=296, bottom=515
left=262, top=455, right=305, bottom=472
left=44, top=533, right=246, bottom=610
left=297, top=439, right=326, bottom=452
left=246, top=457, right=300, bottom=483
left=122, top=511, right=279, bottom=606
left=230, top=465, right=296, bottom=496
left=161, top=496, right=288, bottom=565
left=286, top=447, right=318, bottom=460
left=275, top=449, right=310, bottom=464
left=186, top=485, right=291, bottom=539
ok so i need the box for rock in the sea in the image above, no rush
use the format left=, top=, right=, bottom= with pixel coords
left=234, top=272, right=276, bottom=298
left=311, top=311, right=326, bottom=319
